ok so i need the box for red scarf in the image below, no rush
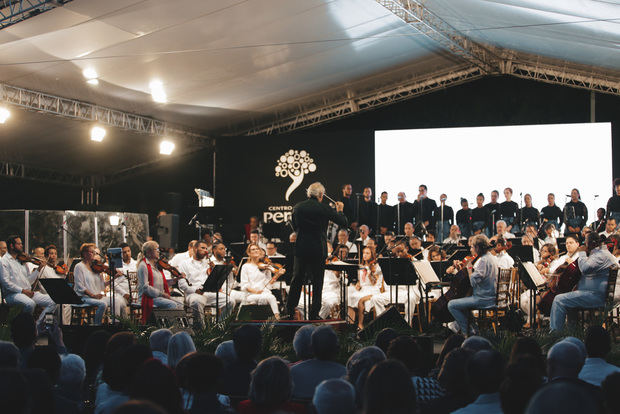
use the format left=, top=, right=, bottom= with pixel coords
left=141, top=258, right=170, bottom=324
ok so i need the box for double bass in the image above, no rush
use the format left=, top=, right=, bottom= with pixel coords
left=537, top=256, right=581, bottom=316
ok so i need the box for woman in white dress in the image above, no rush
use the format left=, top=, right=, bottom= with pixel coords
left=240, top=243, right=284, bottom=318
left=348, top=247, right=385, bottom=330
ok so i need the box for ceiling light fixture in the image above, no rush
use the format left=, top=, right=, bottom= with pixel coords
left=160, top=140, right=175, bottom=155
left=149, top=80, right=167, bottom=103
left=90, top=125, right=106, bottom=142
left=0, top=107, right=10, bottom=124
left=83, top=68, right=99, bottom=86
left=87, top=79, right=99, bottom=85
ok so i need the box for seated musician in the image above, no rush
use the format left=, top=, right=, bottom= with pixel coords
left=520, top=243, right=559, bottom=324
left=490, top=220, right=515, bottom=242
left=428, top=245, right=446, bottom=262
left=600, top=217, right=616, bottom=239
left=408, top=236, right=426, bottom=260
left=240, top=243, right=283, bottom=319
left=137, top=241, right=183, bottom=324
left=550, top=232, right=617, bottom=331
left=178, top=240, right=234, bottom=328
left=358, top=225, right=371, bottom=247
left=210, top=241, right=246, bottom=305
left=348, top=247, right=385, bottom=330
left=426, top=231, right=436, bottom=243
left=112, top=243, right=135, bottom=306
left=521, top=234, right=541, bottom=262
left=447, top=234, right=498, bottom=335
left=444, top=225, right=464, bottom=245
left=266, top=241, right=285, bottom=258
left=543, top=223, right=558, bottom=246
left=169, top=240, right=197, bottom=268
left=249, top=230, right=267, bottom=250
left=73, top=243, right=126, bottom=324
left=403, top=222, right=415, bottom=238
left=493, top=237, right=514, bottom=269
left=0, top=235, right=56, bottom=324
left=334, top=229, right=357, bottom=255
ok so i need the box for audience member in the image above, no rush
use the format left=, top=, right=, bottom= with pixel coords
left=290, top=325, right=346, bottom=399
left=525, top=380, right=600, bottom=414
left=453, top=349, right=504, bottom=413
left=0, top=368, right=31, bottom=414
left=113, top=400, right=167, bottom=414
left=83, top=329, right=112, bottom=402
left=363, top=359, right=417, bottom=414
left=546, top=340, right=585, bottom=381
left=562, top=336, right=587, bottom=366
left=0, top=340, right=20, bottom=368
left=149, top=328, right=172, bottom=366
left=220, top=325, right=262, bottom=397
left=602, top=372, right=620, bottom=414
left=178, top=352, right=233, bottom=414
left=58, top=354, right=87, bottom=410
left=238, top=356, right=305, bottom=414
left=460, top=335, right=493, bottom=353
left=579, top=326, right=620, bottom=386
left=509, top=337, right=545, bottom=376
left=345, top=346, right=386, bottom=408
left=500, top=357, right=544, bottom=414
left=430, top=333, right=464, bottom=378
left=374, top=328, right=399, bottom=355
left=313, top=378, right=356, bottom=414
left=423, top=348, right=475, bottom=413
left=167, top=331, right=196, bottom=370
left=129, top=359, right=184, bottom=414
left=215, top=340, right=237, bottom=367
left=96, top=332, right=138, bottom=410
left=291, top=325, right=316, bottom=366
left=10, top=312, right=37, bottom=368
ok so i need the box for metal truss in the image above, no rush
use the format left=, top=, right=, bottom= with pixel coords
left=375, top=0, right=500, bottom=73
left=0, top=83, right=210, bottom=145
left=0, top=160, right=89, bottom=186
left=235, top=66, right=484, bottom=135
left=0, top=0, right=72, bottom=29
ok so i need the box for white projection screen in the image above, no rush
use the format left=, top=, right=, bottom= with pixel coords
left=375, top=123, right=613, bottom=227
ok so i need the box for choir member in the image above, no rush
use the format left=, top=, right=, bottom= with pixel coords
left=435, top=194, right=454, bottom=243
left=606, top=178, right=620, bottom=224
left=358, top=187, right=377, bottom=232
left=394, top=192, right=415, bottom=235
left=520, top=194, right=540, bottom=229
left=471, top=193, right=490, bottom=237
left=541, top=193, right=564, bottom=233
left=484, top=190, right=501, bottom=235
left=377, top=191, right=394, bottom=233
left=413, top=184, right=437, bottom=230
left=500, top=188, right=520, bottom=234
left=563, top=188, right=588, bottom=237
left=340, top=184, right=356, bottom=227
left=240, top=243, right=282, bottom=318
left=456, top=198, right=473, bottom=238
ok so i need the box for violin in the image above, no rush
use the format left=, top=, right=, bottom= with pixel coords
left=156, top=257, right=192, bottom=286
left=258, top=257, right=284, bottom=273
left=52, top=262, right=69, bottom=276
left=91, top=259, right=110, bottom=274
left=16, top=253, right=45, bottom=266
left=454, top=254, right=478, bottom=271
left=493, top=241, right=513, bottom=253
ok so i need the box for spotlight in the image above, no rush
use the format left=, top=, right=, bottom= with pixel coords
left=109, top=215, right=120, bottom=226
left=0, top=107, right=10, bottom=124
left=159, top=140, right=175, bottom=155
left=87, top=79, right=99, bottom=85
left=149, top=80, right=167, bottom=103
left=90, top=126, right=106, bottom=142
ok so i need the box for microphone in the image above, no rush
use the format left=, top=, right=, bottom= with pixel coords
left=565, top=195, right=571, bottom=197
left=188, top=213, right=198, bottom=225
left=440, top=197, right=447, bottom=202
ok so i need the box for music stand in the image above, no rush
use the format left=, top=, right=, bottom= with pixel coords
left=377, top=258, right=417, bottom=325
left=40, top=279, right=83, bottom=327
left=412, top=261, right=444, bottom=327
left=516, top=259, right=547, bottom=329
left=326, top=261, right=360, bottom=320
left=508, top=245, right=534, bottom=263
left=202, top=264, right=233, bottom=323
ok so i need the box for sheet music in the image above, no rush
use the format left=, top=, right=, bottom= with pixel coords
left=413, top=260, right=441, bottom=286
left=522, top=261, right=546, bottom=288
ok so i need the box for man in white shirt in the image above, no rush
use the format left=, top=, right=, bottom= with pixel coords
left=169, top=240, right=196, bottom=268
left=443, top=225, right=464, bottom=245
left=334, top=229, right=357, bottom=254
left=210, top=241, right=246, bottom=306
left=178, top=240, right=232, bottom=328
left=579, top=326, right=620, bottom=386
left=599, top=217, right=616, bottom=239
left=113, top=243, right=136, bottom=305
left=0, top=235, right=56, bottom=324
left=0, top=241, right=7, bottom=258
left=357, top=225, right=371, bottom=247
left=266, top=241, right=285, bottom=258
left=490, top=220, right=514, bottom=242
left=248, top=230, right=267, bottom=251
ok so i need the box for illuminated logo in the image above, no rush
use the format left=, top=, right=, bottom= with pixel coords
left=275, top=149, right=316, bottom=201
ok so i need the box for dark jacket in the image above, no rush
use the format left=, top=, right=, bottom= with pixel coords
left=293, top=197, right=348, bottom=258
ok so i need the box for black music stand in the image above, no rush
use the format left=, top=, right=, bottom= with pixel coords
left=378, top=258, right=417, bottom=325
left=516, top=258, right=547, bottom=329
left=326, top=261, right=360, bottom=320
left=202, top=264, right=232, bottom=323
left=431, top=260, right=450, bottom=281
left=412, top=260, right=445, bottom=328
left=40, top=279, right=83, bottom=327
left=508, top=245, right=534, bottom=263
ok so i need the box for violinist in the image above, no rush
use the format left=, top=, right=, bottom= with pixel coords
left=519, top=243, right=559, bottom=325
left=492, top=237, right=514, bottom=269
left=113, top=243, right=135, bottom=305
left=34, top=245, right=68, bottom=293
left=428, top=245, right=446, bottom=262
left=447, top=234, right=498, bottom=335
left=266, top=241, right=285, bottom=258
left=210, top=241, right=246, bottom=305
left=137, top=241, right=183, bottom=324
left=543, top=223, right=558, bottom=246
left=178, top=240, right=233, bottom=328
left=169, top=240, right=197, bottom=268
left=490, top=220, right=515, bottom=242
left=348, top=246, right=385, bottom=330
left=240, top=243, right=281, bottom=318
left=444, top=225, right=465, bottom=245
left=0, top=235, right=56, bottom=324
left=550, top=232, right=616, bottom=332
left=334, top=229, right=357, bottom=255
left=73, top=243, right=125, bottom=324
left=297, top=242, right=341, bottom=319
left=403, top=222, right=415, bottom=238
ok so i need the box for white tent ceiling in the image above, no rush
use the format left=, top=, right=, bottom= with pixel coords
left=0, top=0, right=619, bottom=180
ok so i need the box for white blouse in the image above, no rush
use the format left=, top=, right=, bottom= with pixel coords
left=240, top=262, right=272, bottom=292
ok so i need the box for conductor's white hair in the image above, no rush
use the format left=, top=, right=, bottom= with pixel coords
left=307, top=182, right=325, bottom=198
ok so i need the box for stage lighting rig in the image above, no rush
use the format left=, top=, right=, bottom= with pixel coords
left=90, top=125, right=106, bottom=142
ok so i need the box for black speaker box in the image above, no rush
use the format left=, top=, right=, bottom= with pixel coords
left=157, top=214, right=179, bottom=250
left=357, top=305, right=411, bottom=340
left=152, top=309, right=192, bottom=333
left=236, top=304, right=273, bottom=321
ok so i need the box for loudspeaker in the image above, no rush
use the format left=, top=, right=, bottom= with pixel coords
left=157, top=214, right=179, bottom=250
left=152, top=309, right=192, bottom=334
left=357, top=305, right=410, bottom=340
left=237, top=304, right=273, bottom=321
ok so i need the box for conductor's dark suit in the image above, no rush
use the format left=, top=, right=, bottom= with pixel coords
left=286, top=196, right=348, bottom=319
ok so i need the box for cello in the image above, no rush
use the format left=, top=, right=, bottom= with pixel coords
left=431, top=255, right=478, bottom=323
left=537, top=256, right=581, bottom=316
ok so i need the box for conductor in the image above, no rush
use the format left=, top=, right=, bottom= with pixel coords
left=286, top=182, right=348, bottom=319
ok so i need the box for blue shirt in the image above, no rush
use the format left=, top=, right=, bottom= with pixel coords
left=452, top=392, right=502, bottom=414
left=578, top=357, right=620, bottom=387
left=577, top=246, right=617, bottom=295
left=470, top=253, right=498, bottom=302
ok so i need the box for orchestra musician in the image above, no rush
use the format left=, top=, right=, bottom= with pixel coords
left=266, top=241, right=285, bottom=258
left=0, top=235, right=57, bottom=324
left=540, top=193, right=564, bottom=235
left=543, top=223, right=558, bottom=246
left=456, top=198, right=473, bottom=239
left=592, top=208, right=607, bottom=234
left=444, top=225, right=465, bottom=245
left=112, top=243, right=135, bottom=305
left=137, top=241, right=183, bottom=324
left=403, top=222, right=415, bottom=238
left=435, top=194, right=454, bottom=243
left=550, top=232, right=616, bottom=332
left=606, top=178, right=620, bottom=225
left=334, top=229, right=357, bottom=255
left=519, top=242, right=559, bottom=325
left=500, top=188, right=520, bottom=234
left=348, top=246, right=385, bottom=330
left=178, top=240, right=234, bottom=328
left=210, top=241, right=247, bottom=306
left=73, top=243, right=124, bottom=324
left=447, top=234, right=498, bottom=335
left=394, top=192, right=415, bottom=235
left=358, top=225, right=371, bottom=247
left=169, top=240, right=197, bottom=268
left=286, top=182, right=347, bottom=320
left=297, top=242, right=341, bottom=320
left=248, top=230, right=267, bottom=250
left=564, top=188, right=588, bottom=237
left=521, top=194, right=540, bottom=229
left=490, top=220, right=515, bottom=242
left=471, top=194, right=490, bottom=237
left=0, top=241, right=7, bottom=258
left=600, top=217, right=617, bottom=239
left=493, top=237, right=514, bottom=269
left=241, top=243, right=284, bottom=318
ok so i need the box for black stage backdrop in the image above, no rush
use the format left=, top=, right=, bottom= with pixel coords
left=215, top=130, right=374, bottom=242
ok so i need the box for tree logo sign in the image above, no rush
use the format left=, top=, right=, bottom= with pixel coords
left=275, top=149, right=317, bottom=201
